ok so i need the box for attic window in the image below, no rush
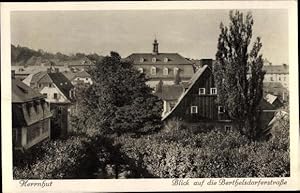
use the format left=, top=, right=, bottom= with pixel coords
left=151, top=67, right=156, bottom=75
left=152, top=57, right=157, bottom=63
left=164, top=57, right=168, bottom=62
left=210, top=88, right=217, bottom=95
left=163, top=68, right=169, bottom=75
left=140, top=58, right=144, bottom=62
left=199, top=88, right=205, bottom=95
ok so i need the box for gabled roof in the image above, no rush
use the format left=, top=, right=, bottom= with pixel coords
left=162, top=65, right=209, bottom=121
left=12, top=78, right=44, bottom=103
left=127, top=53, right=193, bottom=65
left=48, top=73, right=74, bottom=101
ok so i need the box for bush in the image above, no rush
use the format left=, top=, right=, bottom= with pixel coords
left=114, top=127, right=289, bottom=178
left=13, top=136, right=94, bottom=179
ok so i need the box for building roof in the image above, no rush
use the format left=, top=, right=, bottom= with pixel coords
left=126, top=53, right=193, bottom=65
left=155, top=84, right=184, bottom=101
left=162, top=65, right=209, bottom=121
left=12, top=78, right=44, bottom=103
left=265, top=94, right=278, bottom=104
left=74, top=70, right=91, bottom=78
left=262, top=64, right=288, bottom=74
left=48, top=73, right=74, bottom=101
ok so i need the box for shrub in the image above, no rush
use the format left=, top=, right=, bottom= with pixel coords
left=114, top=126, right=289, bottom=178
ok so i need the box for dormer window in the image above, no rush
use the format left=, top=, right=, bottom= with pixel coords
left=199, top=88, right=205, bottom=95
left=164, top=57, right=169, bottom=62
left=138, top=68, right=144, bottom=73
left=210, top=88, right=217, bottom=95
left=191, top=106, right=198, bottom=114
left=174, top=67, right=179, bottom=75
left=163, top=68, right=169, bottom=75
left=140, top=58, right=144, bottom=62
left=151, top=67, right=157, bottom=75
left=152, top=57, right=157, bottom=63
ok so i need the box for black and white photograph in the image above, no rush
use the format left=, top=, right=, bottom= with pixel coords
left=1, top=1, right=299, bottom=192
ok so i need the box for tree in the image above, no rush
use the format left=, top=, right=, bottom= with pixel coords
left=74, top=51, right=163, bottom=136
left=214, top=10, right=265, bottom=140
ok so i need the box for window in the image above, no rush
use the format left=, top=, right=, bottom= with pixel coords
left=138, top=68, right=144, bottom=73
left=151, top=67, right=156, bottom=75
left=49, top=83, right=52, bottom=88
left=210, top=88, right=217, bottom=95
left=164, top=57, right=168, bottom=62
left=191, top=106, right=198, bottom=114
left=278, top=77, right=281, bottom=81
left=199, top=88, right=205, bottom=95
left=163, top=68, right=169, bottom=75
left=53, top=93, right=58, bottom=99
left=86, top=78, right=89, bottom=81
left=38, top=83, right=42, bottom=88
left=225, top=125, right=232, bottom=131
left=270, top=77, right=273, bottom=81
left=43, top=93, right=47, bottom=98
left=152, top=57, right=156, bottom=63
left=174, top=67, right=179, bottom=75
left=218, top=106, right=225, bottom=113
left=140, top=58, right=144, bottom=62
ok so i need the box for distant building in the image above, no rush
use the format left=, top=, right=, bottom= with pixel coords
left=263, top=82, right=289, bottom=102
left=154, top=84, right=185, bottom=116
left=12, top=78, right=52, bottom=151
left=12, top=65, right=70, bottom=81
left=58, top=57, right=95, bottom=71
left=262, top=63, right=289, bottom=89
left=126, top=39, right=195, bottom=88
left=23, top=68, right=76, bottom=138
left=62, top=70, right=93, bottom=86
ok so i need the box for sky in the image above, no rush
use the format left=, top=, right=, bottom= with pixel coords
left=11, top=9, right=288, bottom=65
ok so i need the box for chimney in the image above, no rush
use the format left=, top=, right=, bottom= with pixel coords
left=199, top=59, right=213, bottom=70
left=55, top=68, right=59, bottom=73
left=152, top=39, right=159, bottom=55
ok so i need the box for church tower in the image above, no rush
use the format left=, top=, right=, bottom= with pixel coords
left=152, top=38, right=159, bottom=55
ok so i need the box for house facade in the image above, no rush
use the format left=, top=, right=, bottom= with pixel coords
left=162, top=65, right=276, bottom=133
left=12, top=78, right=52, bottom=151
left=23, top=68, right=76, bottom=138
left=63, top=70, right=93, bottom=86
left=126, top=39, right=195, bottom=88
left=262, top=63, right=289, bottom=89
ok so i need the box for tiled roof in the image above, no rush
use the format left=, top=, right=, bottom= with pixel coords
left=48, top=73, right=74, bottom=101
left=262, top=65, right=288, bottom=74
left=126, top=53, right=193, bottom=65
left=155, top=84, right=184, bottom=101
left=74, top=70, right=91, bottom=78
left=12, top=78, right=44, bottom=103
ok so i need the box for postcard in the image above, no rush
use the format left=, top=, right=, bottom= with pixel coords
left=1, top=1, right=299, bottom=192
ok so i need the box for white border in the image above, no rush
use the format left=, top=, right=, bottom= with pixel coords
left=1, top=1, right=299, bottom=192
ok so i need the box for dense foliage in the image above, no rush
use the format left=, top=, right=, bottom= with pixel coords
left=13, top=136, right=99, bottom=179
left=214, top=10, right=266, bottom=140
left=72, top=52, right=162, bottom=135
left=113, top=125, right=289, bottom=178
left=11, top=44, right=103, bottom=65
